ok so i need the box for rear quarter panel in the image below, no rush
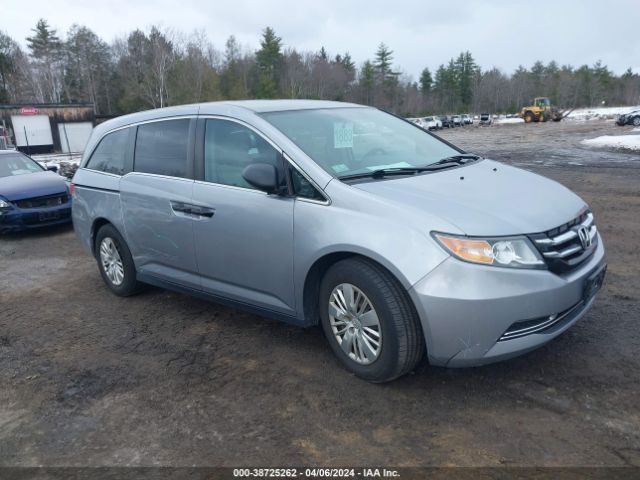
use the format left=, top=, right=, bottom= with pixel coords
left=72, top=168, right=123, bottom=254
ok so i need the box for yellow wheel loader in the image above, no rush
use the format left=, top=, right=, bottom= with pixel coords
left=519, top=97, right=571, bottom=123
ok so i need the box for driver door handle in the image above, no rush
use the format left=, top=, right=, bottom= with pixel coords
left=170, top=201, right=215, bottom=218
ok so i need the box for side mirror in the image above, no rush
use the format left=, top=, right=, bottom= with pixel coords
left=47, top=165, right=58, bottom=173
left=242, top=163, right=279, bottom=194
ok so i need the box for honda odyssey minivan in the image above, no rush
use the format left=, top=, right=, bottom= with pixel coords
left=72, top=100, right=606, bottom=382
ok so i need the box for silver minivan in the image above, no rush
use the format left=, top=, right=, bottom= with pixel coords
left=72, top=100, right=606, bottom=382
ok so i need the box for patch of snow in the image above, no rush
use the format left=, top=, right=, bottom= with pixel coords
left=632, top=127, right=640, bottom=132
left=495, top=117, right=524, bottom=124
left=567, top=105, right=640, bottom=121
left=32, top=152, right=82, bottom=169
left=581, top=135, right=640, bottom=151
left=32, top=153, right=82, bottom=179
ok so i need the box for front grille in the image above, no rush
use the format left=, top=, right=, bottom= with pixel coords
left=529, top=211, right=598, bottom=274
left=22, top=208, right=71, bottom=225
left=498, top=301, right=584, bottom=341
left=15, top=193, right=68, bottom=209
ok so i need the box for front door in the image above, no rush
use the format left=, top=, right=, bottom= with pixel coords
left=191, top=118, right=295, bottom=315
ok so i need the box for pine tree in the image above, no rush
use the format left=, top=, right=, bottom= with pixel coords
left=26, top=19, right=64, bottom=102
left=360, top=60, right=375, bottom=104
left=26, top=19, right=62, bottom=60
left=255, top=27, right=282, bottom=98
left=374, top=43, right=397, bottom=82
left=341, top=53, right=355, bottom=73
left=419, top=67, right=432, bottom=94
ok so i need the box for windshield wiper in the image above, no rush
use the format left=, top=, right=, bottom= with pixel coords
left=429, top=154, right=482, bottom=167
left=339, top=167, right=425, bottom=180
left=338, top=155, right=483, bottom=181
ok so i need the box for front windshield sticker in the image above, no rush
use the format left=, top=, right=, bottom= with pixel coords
left=331, top=164, right=350, bottom=173
left=334, top=122, right=354, bottom=149
left=365, top=161, right=412, bottom=171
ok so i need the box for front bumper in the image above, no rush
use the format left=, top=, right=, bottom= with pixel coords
left=409, top=235, right=606, bottom=367
left=0, top=202, right=72, bottom=233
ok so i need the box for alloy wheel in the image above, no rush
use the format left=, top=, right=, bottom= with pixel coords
left=328, top=283, right=382, bottom=365
left=99, top=237, right=125, bottom=286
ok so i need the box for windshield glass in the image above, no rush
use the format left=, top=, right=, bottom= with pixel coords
left=261, top=107, right=459, bottom=178
left=0, top=153, right=44, bottom=178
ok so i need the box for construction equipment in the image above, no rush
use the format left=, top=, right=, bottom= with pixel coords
left=519, top=97, right=571, bottom=123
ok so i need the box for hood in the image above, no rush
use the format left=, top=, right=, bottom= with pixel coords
left=0, top=171, right=68, bottom=201
left=353, top=160, right=587, bottom=236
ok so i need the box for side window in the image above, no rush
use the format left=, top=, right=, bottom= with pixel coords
left=134, top=119, right=190, bottom=178
left=86, top=128, right=129, bottom=175
left=290, top=168, right=325, bottom=201
left=204, top=119, right=280, bottom=189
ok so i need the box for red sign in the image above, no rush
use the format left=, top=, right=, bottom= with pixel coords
left=19, top=107, right=39, bottom=115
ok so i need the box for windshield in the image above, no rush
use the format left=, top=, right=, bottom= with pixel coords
left=0, top=153, right=44, bottom=178
left=261, top=107, right=459, bottom=178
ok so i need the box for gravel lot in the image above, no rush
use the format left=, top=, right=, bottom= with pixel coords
left=1, top=120, right=639, bottom=467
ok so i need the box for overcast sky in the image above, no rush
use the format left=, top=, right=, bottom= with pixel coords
left=4, top=0, right=640, bottom=79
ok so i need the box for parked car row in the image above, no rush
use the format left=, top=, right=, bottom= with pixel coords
left=409, top=113, right=475, bottom=130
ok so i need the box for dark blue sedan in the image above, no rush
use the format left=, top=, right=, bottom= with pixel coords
left=0, top=150, right=72, bottom=233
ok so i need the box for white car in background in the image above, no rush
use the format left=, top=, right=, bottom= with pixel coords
left=422, top=116, right=441, bottom=130
left=462, top=114, right=473, bottom=125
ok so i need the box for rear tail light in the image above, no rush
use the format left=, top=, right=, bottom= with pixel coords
left=69, top=182, right=75, bottom=196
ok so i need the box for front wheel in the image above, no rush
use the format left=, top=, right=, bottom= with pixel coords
left=319, top=258, right=425, bottom=382
left=633, top=117, right=640, bottom=126
left=95, top=224, right=143, bottom=296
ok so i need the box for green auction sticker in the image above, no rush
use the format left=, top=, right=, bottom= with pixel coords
left=334, top=122, right=353, bottom=149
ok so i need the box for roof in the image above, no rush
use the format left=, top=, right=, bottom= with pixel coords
left=90, top=99, right=367, bottom=140
left=207, top=99, right=363, bottom=113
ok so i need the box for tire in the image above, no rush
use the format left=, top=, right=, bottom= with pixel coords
left=94, top=224, right=143, bottom=296
left=539, top=112, right=548, bottom=122
left=319, top=258, right=425, bottom=383
left=524, top=111, right=535, bottom=123
left=633, top=117, right=640, bottom=126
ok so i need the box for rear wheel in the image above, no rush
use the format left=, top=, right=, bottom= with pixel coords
left=524, top=111, right=535, bottom=123
left=633, top=117, right=640, bottom=126
left=95, top=224, right=142, bottom=296
left=319, top=258, right=425, bottom=383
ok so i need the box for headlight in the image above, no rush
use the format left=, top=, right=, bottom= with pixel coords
left=0, top=198, right=11, bottom=209
left=432, top=232, right=545, bottom=269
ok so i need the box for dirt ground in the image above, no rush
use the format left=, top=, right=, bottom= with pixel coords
left=1, top=120, right=639, bottom=467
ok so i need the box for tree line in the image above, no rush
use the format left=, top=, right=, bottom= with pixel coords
left=1, top=20, right=639, bottom=117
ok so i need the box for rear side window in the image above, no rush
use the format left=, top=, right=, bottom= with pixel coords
left=134, top=119, right=190, bottom=178
left=87, top=128, right=129, bottom=175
